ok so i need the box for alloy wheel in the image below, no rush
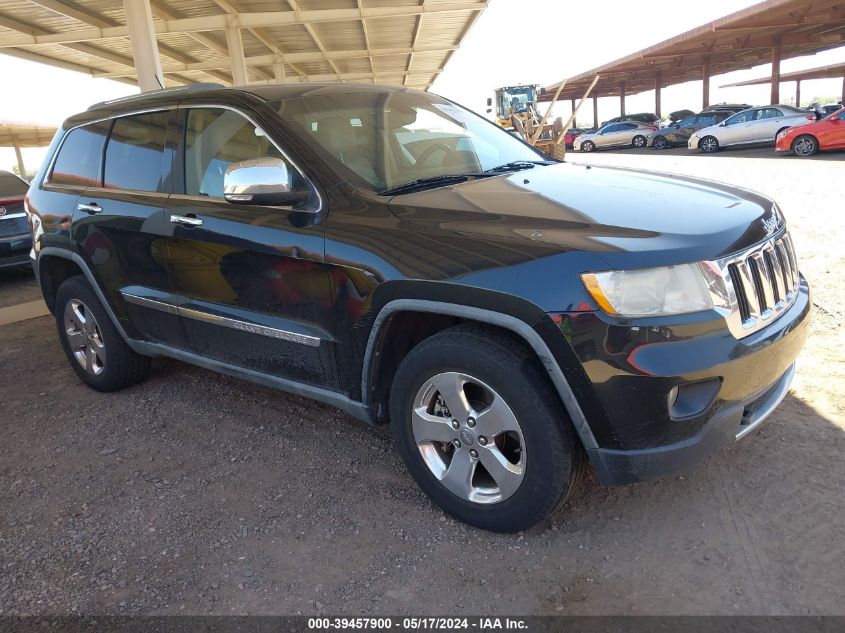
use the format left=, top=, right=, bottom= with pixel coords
left=793, top=136, right=817, bottom=157
left=63, top=299, right=106, bottom=375
left=633, top=135, right=646, bottom=148
left=701, top=137, right=719, bottom=153
left=653, top=136, right=667, bottom=150
left=411, top=372, right=526, bottom=504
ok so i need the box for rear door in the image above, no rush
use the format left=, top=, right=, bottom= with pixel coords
left=162, top=105, right=334, bottom=388
left=751, top=107, right=787, bottom=142
left=69, top=109, right=185, bottom=347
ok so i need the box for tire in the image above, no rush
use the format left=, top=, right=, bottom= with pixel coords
left=792, top=134, right=818, bottom=157
left=55, top=275, right=150, bottom=392
left=389, top=324, right=582, bottom=532
left=699, top=136, right=720, bottom=153
left=581, top=140, right=595, bottom=153
left=632, top=135, right=647, bottom=148
left=652, top=136, right=668, bottom=150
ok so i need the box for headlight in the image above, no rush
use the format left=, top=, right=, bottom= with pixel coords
left=581, top=263, right=717, bottom=317
left=777, top=130, right=789, bottom=140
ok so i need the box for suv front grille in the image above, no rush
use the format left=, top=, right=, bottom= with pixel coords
left=718, top=232, right=800, bottom=338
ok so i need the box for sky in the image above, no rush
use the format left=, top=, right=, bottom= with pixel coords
left=2, top=0, right=845, bottom=173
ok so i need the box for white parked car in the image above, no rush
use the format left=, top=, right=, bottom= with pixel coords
left=574, top=121, right=658, bottom=152
left=688, top=105, right=815, bottom=152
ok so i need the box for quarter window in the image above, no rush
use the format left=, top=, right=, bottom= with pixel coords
left=49, top=121, right=110, bottom=187
left=184, top=108, right=285, bottom=198
left=104, top=111, right=169, bottom=192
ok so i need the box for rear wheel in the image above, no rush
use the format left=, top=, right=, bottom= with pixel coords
left=792, top=134, right=818, bottom=157
left=632, top=135, right=647, bottom=148
left=699, top=136, right=720, bottom=153
left=389, top=325, right=582, bottom=532
left=652, top=135, right=668, bottom=150
left=55, top=275, right=150, bottom=392
left=581, top=140, right=596, bottom=152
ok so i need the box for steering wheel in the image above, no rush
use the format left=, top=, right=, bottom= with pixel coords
left=415, top=142, right=453, bottom=167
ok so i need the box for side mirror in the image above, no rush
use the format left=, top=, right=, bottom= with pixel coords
left=486, top=108, right=492, bottom=114
left=486, top=97, right=493, bottom=107
left=223, top=157, right=303, bottom=206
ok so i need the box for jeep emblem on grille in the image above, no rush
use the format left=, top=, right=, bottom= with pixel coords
left=761, top=215, right=780, bottom=236
left=0, top=206, right=6, bottom=216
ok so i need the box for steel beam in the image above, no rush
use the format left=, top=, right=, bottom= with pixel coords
left=654, top=71, right=662, bottom=118
left=702, top=56, right=711, bottom=107
left=225, top=22, right=248, bottom=85
left=593, top=96, right=599, bottom=128
left=123, top=0, right=164, bottom=91
left=619, top=82, right=626, bottom=115
left=795, top=79, right=801, bottom=107
left=13, top=142, right=26, bottom=179
left=771, top=35, right=782, bottom=104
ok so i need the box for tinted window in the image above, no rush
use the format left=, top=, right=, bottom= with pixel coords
left=678, top=116, right=696, bottom=127
left=0, top=171, right=29, bottom=195
left=757, top=108, right=782, bottom=120
left=184, top=108, right=284, bottom=198
left=839, top=110, right=845, bottom=120
left=50, top=121, right=109, bottom=187
left=621, top=123, right=638, bottom=130
left=696, top=115, right=718, bottom=126
left=601, top=124, right=619, bottom=133
left=104, top=111, right=169, bottom=192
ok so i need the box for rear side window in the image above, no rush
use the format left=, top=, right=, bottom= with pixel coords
left=104, top=111, right=169, bottom=192
left=49, top=121, right=109, bottom=187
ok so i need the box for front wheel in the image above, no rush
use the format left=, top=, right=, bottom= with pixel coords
left=792, top=134, right=818, bottom=157
left=580, top=140, right=596, bottom=152
left=699, top=136, right=720, bottom=153
left=652, top=135, right=668, bottom=150
left=632, top=135, right=647, bottom=148
left=389, top=325, right=582, bottom=532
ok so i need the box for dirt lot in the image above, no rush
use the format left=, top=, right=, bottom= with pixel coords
left=1, top=147, right=843, bottom=616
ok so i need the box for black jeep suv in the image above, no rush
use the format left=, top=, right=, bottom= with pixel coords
left=26, top=83, right=810, bottom=532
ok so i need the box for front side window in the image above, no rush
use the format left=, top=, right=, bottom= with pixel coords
left=678, top=116, right=696, bottom=127
left=184, top=108, right=286, bottom=198
left=696, top=115, right=718, bottom=126
left=104, top=111, right=169, bottom=192
left=49, top=121, right=110, bottom=187
left=272, top=91, right=546, bottom=192
left=725, top=110, right=755, bottom=125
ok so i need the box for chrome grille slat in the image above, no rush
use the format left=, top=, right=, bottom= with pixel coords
left=716, top=230, right=800, bottom=339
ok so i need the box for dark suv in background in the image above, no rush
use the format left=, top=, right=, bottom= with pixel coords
left=1, top=169, right=33, bottom=269
left=650, top=111, right=732, bottom=149
left=26, top=83, right=810, bottom=532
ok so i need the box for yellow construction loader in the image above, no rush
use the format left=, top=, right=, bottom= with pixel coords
left=488, top=84, right=543, bottom=131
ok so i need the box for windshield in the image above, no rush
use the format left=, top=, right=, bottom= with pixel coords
left=272, top=91, right=546, bottom=193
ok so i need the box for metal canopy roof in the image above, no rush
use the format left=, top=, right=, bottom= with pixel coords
left=721, top=60, right=845, bottom=86
left=540, top=0, right=845, bottom=101
left=0, top=120, right=57, bottom=147
left=0, top=0, right=488, bottom=91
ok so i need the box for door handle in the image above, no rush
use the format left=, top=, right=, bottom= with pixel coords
left=77, top=202, right=102, bottom=214
left=170, top=214, right=203, bottom=227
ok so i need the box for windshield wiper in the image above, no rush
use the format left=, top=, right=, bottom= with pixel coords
left=379, top=173, right=491, bottom=196
left=483, top=160, right=554, bottom=173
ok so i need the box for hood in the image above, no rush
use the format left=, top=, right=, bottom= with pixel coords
left=387, top=162, right=783, bottom=269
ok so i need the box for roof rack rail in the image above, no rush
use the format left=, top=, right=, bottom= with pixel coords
left=87, top=82, right=226, bottom=111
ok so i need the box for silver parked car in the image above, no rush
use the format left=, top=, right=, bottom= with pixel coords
left=574, top=121, right=657, bottom=152
left=688, top=105, right=814, bottom=152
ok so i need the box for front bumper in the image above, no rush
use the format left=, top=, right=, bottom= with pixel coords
left=565, top=276, right=811, bottom=486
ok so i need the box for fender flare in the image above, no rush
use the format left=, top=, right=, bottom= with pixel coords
left=361, top=298, right=599, bottom=450
left=36, top=247, right=134, bottom=344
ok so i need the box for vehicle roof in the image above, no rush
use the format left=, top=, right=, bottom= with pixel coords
left=79, top=81, right=422, bottom=124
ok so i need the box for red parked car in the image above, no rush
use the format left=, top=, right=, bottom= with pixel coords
left=776, top=106, right=845, bottom=157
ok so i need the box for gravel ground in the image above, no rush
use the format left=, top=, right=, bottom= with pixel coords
left=1, top=147, right=843, bottom=616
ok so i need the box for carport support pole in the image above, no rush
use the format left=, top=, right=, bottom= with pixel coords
left=702, top=57, right=711, bottom=108
left=13, top=142, right=25, bottom=179
left=619, top=82, right=626, bottom=115
left=593, top=96, right=599, bottom=128
left=226, top=21, right=248, bottom=86
left=771, top=36, right=781, bottom=105
left=123, top=0, right=164, bottom=92
left=654, top=72, right=662, bottom=119
left=795, top=80, right=801, bottom=107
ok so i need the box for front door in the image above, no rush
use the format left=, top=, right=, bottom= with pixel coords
left=162, top=106, right=336, bottom=389
left=720, top=109, right=756, bottom=146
